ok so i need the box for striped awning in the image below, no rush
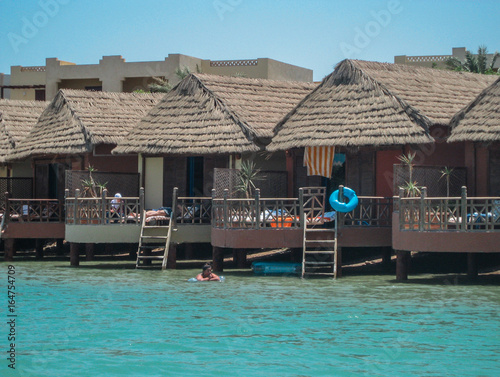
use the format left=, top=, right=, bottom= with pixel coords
left=303, top=146, right=335, bottom=178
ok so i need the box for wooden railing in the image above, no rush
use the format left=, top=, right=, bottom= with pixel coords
left=344, top=196, right=393, bottom=227
left=65, top=189, right=142, bottom=225
left=399, top=187, right=500, bottom=232
left=212, top=189, right=302, bottom=229
left=173, top=188, right=212, bottom=225
left=1, top=195, right=64, bottom=226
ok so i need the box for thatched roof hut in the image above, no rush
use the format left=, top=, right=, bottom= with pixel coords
left=7, top=89, right=163, bottom=161
left=0, top=99, right=47, bottom=163
left=448, top=77, right=500, bottom=143
left=113, top=73, right=317, bottom=155
left=268, top=59, right=498, bottom=151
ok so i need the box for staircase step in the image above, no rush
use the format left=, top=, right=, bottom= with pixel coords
left=141, top=235, right=168, bottom=240
left=304, top=250, right=335, bottom=254
left=305, top=239, right=335, bottom=243
left=304, top=261, right=335, bottom=266
left=137, top=255, right=165, bottom=260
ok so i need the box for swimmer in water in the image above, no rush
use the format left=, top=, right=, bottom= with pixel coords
left=196, top=263, right=220, bottom=281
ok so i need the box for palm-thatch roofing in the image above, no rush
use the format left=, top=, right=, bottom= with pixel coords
left=268, top=59, right=498, bottom=151
left=0, top=99, right=48, bottom=163
left=112, top=73, right=317, bottom=155
left=448, top=77, right=500, bottom=143
left=7, top=89, right=163, bottom=161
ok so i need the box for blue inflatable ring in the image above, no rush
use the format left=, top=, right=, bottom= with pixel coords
left=329, top=187, right=358, bottom=213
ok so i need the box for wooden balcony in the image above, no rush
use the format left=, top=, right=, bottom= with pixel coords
left=393, top=187, right=500, bottom=253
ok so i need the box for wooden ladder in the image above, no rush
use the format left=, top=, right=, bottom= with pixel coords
left=302, top=213, right=337, bottom=278
left=136, top=210, right=174, bottom=269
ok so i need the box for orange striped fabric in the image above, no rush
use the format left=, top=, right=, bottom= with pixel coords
left=303, top=146, right=335, bottom=177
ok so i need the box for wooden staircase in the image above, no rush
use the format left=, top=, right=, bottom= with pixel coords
left=136, top=211, right=174, bottom=269
left=302, top=213, right=337, bottom=278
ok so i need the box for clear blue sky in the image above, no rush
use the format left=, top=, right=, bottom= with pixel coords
left=1, top=0, right=499, bottom=81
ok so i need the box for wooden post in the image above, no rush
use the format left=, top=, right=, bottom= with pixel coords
left=56, top=239, right=64, bottom=255
left=335, top=247, right=342, bottom=278
left=223, top=189, right=229, bottom=229
left=35, top=239, right=44, bottom=260
left=299, top=188, right=304, bottom=229
left=70, top=243, right=80, bottom=266
left=172, top=187, right=178, bottom=228
left=233, top=249, right=247, bottom=268
left=4, top=238, right=15, bottom=261
left=139, top=187, right=145, bottom=218
left=166, top=244, right=177, bottom=269
left=460, top=186, right=467, bottom=231
left=382, top=247, right=392, bottom=270
left=290, top=248, right=302, bottom=262
left=254, top=189, right=260, bottom=229
left=101, top=189, right=107, bottom=224
left=185, top=243, right=194, bottom=260
left=467, top=253, right=478, bottom=279
left=213, top=246, right=224, bottom=272
left=396, top=250, right=410, bottom=280
left=74, top=189, right=80, bottom=224
left=420, top=187, right=427, bottom=230
left=85, top=243, right=95, bottom=261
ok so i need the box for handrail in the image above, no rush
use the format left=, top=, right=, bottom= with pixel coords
left=398, top=186, right=500, bottom=232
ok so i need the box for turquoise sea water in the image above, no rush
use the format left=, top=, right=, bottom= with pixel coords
left=2, top=261, right=500, bottom=377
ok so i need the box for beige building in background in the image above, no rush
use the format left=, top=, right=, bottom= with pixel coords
left=395, top=47, right=500, bottom=70
left=2, top=54, right=313, bottom=101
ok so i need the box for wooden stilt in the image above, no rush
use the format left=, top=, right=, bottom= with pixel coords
left=85, top=243, right=95, bottom=261
left=467, top=253, right=478, bottom=279
left=70, top=243, right=80, bottom=266
left=233, top=249, right=247, bottom=268
left=335, top=246, right=342, bottom=278
left=56, top=239, right=64, bottom=255
left=4, top=239, right=15, bottom=261
left=290, top=248, right=302, bottom=262
left=213, top=246, right=224, bottom=272
left=166, top=244, right=177, bottom=269
left=382, top=247, right=392, bottom=271
left=396, top=250, right=410, bottom=280
left=35, top=239, right=44, bottom=260
left=185, top=243, right=194, bottom=260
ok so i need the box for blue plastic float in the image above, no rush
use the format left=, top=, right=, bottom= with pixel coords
left=329, top=187, right=358, bottom=213
left=188, top=276, right=225, bottom=282
left=252, top=262, right=301, bottom=275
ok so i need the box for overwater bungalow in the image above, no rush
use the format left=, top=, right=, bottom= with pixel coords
left=267, top=59, right=498, bottom=278
left=112, top=73, right=317, bottom=269
left=392, top=77, right=500, bottom=278
left=0, top=99, right=50, bottom=257
left=2, top=90, right=162, bottom=261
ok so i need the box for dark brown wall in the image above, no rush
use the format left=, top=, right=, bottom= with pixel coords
left=346, top=150, right=375, bottom=196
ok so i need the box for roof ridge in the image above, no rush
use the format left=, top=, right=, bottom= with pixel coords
left=184, top=74, right=260, bottom=144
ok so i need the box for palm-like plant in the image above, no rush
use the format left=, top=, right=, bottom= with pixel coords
left=439, top=166, right=455, bottom=197
left=445, top=45, right=499, bottom=74
left=235, top=160, right=264, bottom=198
left=398, top=151, right=421, bottom=197
left=81, top=165, right=107, bottom=198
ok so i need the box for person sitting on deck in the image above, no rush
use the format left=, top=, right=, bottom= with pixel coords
left=110, top=193, right=123, bottom=218
left=196, top=263, right=220, bottom=281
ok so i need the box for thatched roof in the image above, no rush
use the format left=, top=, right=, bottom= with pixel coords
left=8, top=89, right=163, bottom=161
left=0, top=99, right=47, bottom=163
left=448, top=77, right=500, bottom=143
left=268, top=59, right=497, bottom=151
left=113, top=73, right=317, bottom=155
